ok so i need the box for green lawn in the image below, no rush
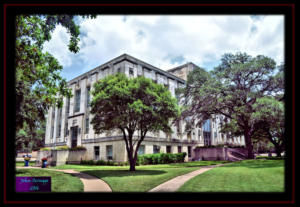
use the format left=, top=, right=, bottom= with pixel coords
left=52, top=161, right=228, bottom=192
left=16, top=161, right=36, bottom=167
left=178, top=159, right=284, bottom=192
left=16, top=169, right=84, bottom=192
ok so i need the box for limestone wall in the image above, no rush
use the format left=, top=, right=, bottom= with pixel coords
left=193, top=147, right=247, bottom=161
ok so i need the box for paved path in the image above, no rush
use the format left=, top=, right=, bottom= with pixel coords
left=148, top=164, right=224, bottom=192
left=16, top=166, right=112, bottom=192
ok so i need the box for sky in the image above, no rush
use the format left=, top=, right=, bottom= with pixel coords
left=43, top=15, right=284, bottom=81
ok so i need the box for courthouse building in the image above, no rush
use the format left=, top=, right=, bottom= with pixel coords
left=44, top=54, right=245, bottom=162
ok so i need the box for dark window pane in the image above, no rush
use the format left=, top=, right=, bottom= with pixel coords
left=74, top=89, right=81, bottom=112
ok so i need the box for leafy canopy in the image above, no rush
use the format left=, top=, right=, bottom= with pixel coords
left=90, top=73, right=180, bottom=135
left=15, top=15, right=94, bottom=131
left=177, top=52, right=283, bottom=158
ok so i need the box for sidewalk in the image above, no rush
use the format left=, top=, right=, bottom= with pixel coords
left=148, top=164, right=224, bottom=192
left=16, top=166, right=112, bottom=192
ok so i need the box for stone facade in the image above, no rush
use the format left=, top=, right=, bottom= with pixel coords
left=44, top=54, right=245, bottom=162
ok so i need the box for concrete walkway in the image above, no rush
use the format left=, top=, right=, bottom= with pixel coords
left=148, top=164, right=224, bottom=192
left=16, top=166, right=112, bottom=192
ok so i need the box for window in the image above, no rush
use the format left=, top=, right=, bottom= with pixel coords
left=52, top=108, right=55, bottom=119
left=85, top=117, right=89, bottom=134
left=138, top=145, right=145, bottom=155
left=74, top=89, right=81, bottom=112
left=106, top=145, right=113, bottom=160
left=178, top=146, right=182, bottom=153
left=57, top=108, right=62, bottom=138
left=94, top=146, right=100, bottom=160
left=66, top=98, right=70, bottom=115
left=153, top=145, right=160, bottom=154
left=166, top=146, right=171, bottom=153
left=129, top=68, right=134, bottom=77
left=214, top=132, right=217, bottom=139
left=176, top=121, right=181, bottom=135
left=51, top=126, right=54, bottom=139
left=58, top=124, right=61, bottom=137
left=65, top=123, right=68, bottom=136
left=117, top=67, right=121, bottom=73
left=188, top=146, right=192, bottom=158
left=86, top=86, right=90, bottom=107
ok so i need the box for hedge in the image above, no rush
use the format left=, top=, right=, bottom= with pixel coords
left=56, top=145, right=70, bottom=150
left=137, top=152, right=186, bottom=165
left=69, top=146, right=86, bottom=151
left=40, top=147, right=51, bottom=151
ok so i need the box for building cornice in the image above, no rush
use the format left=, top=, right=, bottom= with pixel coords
left=67, top=54, right=186, bottom=85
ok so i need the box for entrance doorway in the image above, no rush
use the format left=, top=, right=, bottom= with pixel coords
left=71, top=126, right=78, bottom=148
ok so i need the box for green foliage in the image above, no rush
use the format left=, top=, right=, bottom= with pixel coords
left=69, top=146, right=86, bottom=151
left=40, top=147, right=51, bottom=151
left=56, top=145, right=70, bottom=150
left=15, top=15, right=94, bottom=156
left=16, top=120, right=46, bottom=154
left=255, top=156, right=285, bottom=160
left=90, top=73, right=179, bottom=171
left=91, top=73, right=179, bottom=135
left=178, top=52, right=284, bottom=158
left=137, top=153, right=187, bottom=165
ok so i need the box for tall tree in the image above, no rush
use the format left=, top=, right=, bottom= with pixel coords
left=252, top=97, right=285, bottom=157
left=90, top=73, right=179, bottom=171
left=177, top=52, right=283, bottom=159
left=15, top=15, right=94, bottom=152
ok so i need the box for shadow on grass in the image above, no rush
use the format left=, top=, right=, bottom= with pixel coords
left=221, top=159, right=284, bottom=169
left=81, top=169, right=167, bottom=179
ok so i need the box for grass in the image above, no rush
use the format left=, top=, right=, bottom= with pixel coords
left=178, top=159, right=284, bottom=192
left=16, top=161, right=36, bottom=167
left=51, top=161, right=228, bottom=192
left=16, top=169, right=84, bottom=192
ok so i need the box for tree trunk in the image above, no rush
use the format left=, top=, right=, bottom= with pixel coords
left=274, top=145, right=282, bottom=157
left=129, top=159, right=136, bottom=171
left=267, top=131, right=282, bottom=157
left=244, top=130, right=254, bottom=159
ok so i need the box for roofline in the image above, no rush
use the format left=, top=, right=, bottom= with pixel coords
left=167, top=62, right=199, bottom=73
left=67, top=54, right=186, bottom=85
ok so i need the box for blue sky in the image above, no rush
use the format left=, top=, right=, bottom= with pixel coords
left=43, top=15, right=284, bottom=81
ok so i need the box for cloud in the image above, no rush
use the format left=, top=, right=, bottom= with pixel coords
left=42, top=15, right=284, bottom=81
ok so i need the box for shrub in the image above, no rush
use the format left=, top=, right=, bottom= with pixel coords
left=106, top=160, right=114, bottom=166
left=80, top=160, right=94, bottom=165
left=40, top=147, right=51, bottom=151
left=56, top=145, right=69, bottom=150
left=95, top=160, right=106, bottom=165
left=137, top=152, right=187, bottom=165
left=70, top=146, right=86, bottom=151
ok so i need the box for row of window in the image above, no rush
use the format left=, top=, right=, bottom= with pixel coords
left=93, top=145, right=192, bottom=160
left=74, top=86, right=91, bottom=113
left=50, top=86, right=91, bottom=139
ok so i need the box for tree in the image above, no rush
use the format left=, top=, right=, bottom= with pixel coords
left=252, top=97, right=285, bottom=157
left=15, top=15, right=94, bottom=153
left=90, top=73, right=179, bottom=171
left=177, top=52, right=283, bottom=159
left=16, top=119, right=46, bottom=156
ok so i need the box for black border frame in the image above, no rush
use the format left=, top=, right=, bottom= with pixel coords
left=2, top=1, right=296, bottom=205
